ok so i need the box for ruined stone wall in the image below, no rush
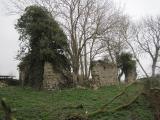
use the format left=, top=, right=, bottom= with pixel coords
left=43, top=62, right=63, bottom=90
left=19, top=64, right=29, bottom=86
left=19, top=70, right=25, bottom=86
left=127, top=67, right=137, bottom=82
left=19, top=62, right=65, bottom=90
left=91, top=61, right=117, bottom=87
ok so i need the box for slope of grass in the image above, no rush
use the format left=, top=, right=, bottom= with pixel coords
left=0, top=83, right=154, bottom=120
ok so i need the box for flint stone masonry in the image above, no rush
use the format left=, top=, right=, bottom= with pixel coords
left=19, top=62, right=64, bottom=90
left=43, top=62, right=63, bottom=90
left=91, top=61, right=117, bottom=87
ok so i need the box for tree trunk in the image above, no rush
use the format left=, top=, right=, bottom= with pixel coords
left=80, top=54, right=84, bottom=81
left=73, top=69, right=79, bottom=86
left=72, top=55, right=80, bottom=85
left=107, top=40, right=115, bottom=62
left=1, top=99, right=14, bottom=120
left=152, top=60, right=157, bottom=77
left=124, top=70, right=129, bottom=83
left=118, top=70, right=123, bottom=82
left=71, top=28, right=79, bottom=85
left=152, top=49, right=159, bottom=77
left=84, top=43, right=88, bottom=80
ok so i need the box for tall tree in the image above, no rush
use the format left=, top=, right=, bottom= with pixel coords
left=16, top=5, right=69, bottom=88
left=119, top=17, right=149, bottom=78
left=102, top=15, right=129, bottom=63
left=54, top=0, right=118, bottom=83
left=135, top=16, right=160, bottom=77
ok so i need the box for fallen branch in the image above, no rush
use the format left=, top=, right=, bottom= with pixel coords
left=109, top=92, right=141, bottom=112
left=101, top=82, right=137, bottom=109
left=87, top=82, right=141, bottom=117
left=150, top=87, right=160, bottom=91
left=1, top=98, right=16, bottom=120
left=88, top=92, right=142, bottom=117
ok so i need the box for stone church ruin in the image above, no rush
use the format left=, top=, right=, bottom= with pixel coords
left=19, top=59, right=137, bottom=90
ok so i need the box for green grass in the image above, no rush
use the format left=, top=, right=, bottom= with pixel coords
left=0, top=83, right=154, bottom=120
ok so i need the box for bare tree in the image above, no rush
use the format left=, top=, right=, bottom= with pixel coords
left=98, top=15, right=133, bottom=82
left=101, top=15, right=128, bottom=63
left=54, top=0, right=111, bottom=84
left=135, top=16, right=160, bottom=77
left=117, top=16, right=149, bottom=78
left=4, top=0, right=57, bottom=15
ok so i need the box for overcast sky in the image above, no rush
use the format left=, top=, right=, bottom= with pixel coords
left=115, top=0, right=160, bottom=20
left=0, top=0, right=160, bottom=78
left=0, top=1, right=19, bottom=78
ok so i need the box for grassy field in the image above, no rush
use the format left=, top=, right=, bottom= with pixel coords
left=0, top=83, right=154, bottom=120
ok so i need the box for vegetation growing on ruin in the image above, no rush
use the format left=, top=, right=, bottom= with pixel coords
left=117, top=52, right=136, bottom=82
left=16, top=6, right=70, bottom=88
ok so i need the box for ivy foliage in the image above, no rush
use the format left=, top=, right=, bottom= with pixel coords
left=16, top=5, right=70, bottom=88
left=117, top=52, right=136, bottom=82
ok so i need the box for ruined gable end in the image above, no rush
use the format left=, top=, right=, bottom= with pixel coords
left=91, top=61, right=118, bottom=87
